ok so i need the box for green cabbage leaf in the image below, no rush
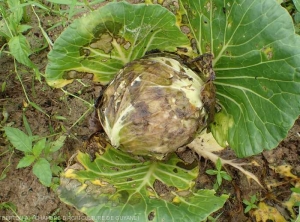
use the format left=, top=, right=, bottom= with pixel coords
left=58, top=148, right=228, bottom=221
left=45, top=2, right=190, bottom=87
left=178, top=0, right=300, bottom=157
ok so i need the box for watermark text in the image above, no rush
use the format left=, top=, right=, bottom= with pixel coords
left=1, top=215, right=140, bottom=221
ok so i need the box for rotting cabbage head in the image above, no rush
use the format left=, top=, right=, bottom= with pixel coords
left=98, top=53, right=212, bottom=159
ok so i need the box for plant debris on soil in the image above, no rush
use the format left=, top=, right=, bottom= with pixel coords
left=1, top=1, right=300, bottom=222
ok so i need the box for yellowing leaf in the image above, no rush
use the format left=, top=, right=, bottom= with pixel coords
left=284, top=191, right=300, bottom=219
left=191, top=132, right=224, bottom=153
left=284, top=181, right=300, bottom=219
left=270, top=165, right=298, bottom=179
left=46, top=2, right=190, bottom=88
left=172, top=196, right=181, bottom=204
left=91, top=179, right=109, bottom=186
left=252, top=202, right=286, bottom=222
left=76, top=184, right=87, bottom=194
left=58, top=148, right=228, bottom=221
left=64, top=169, right=79, bottom=180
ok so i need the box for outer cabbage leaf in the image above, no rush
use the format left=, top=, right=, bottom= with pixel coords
left=58, top=148, right=228, bottom=221
left=179, top=0, right=300, bottom=157
left=45, top=1, right=190, bottom=87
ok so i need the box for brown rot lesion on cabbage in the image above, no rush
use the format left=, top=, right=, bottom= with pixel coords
left=63, top=70, right=94, bottom=80
left=85, top=132, right=108, bottom=162
left=85, top=49, right=219, bottom=161
left=85, top=85, right=109, bottom=161
left=178, top=52, right=217, bottom=131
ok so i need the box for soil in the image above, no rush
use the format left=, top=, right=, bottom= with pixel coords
left=0, top=1, right=300, bottom=222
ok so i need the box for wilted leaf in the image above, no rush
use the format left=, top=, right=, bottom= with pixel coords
left=252, top=202, right=286, bottom=222
left=264, top=166, right=300, bottom=219
left=45, top=1, right=190, bottom=87
left=269, top=164, right=298, bottom=179
left=179, top=0, right=300, bottom=157
left=58, top=148, right=228, bottom=221
left=284, top=185, right=300, bottom=218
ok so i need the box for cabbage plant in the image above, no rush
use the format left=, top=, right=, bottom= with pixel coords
left=46, top=0, right=300, bottom=221
left=98, top=53, right=215, bottom=159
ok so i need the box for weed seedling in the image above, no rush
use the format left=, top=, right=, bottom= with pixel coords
left=48, top=208, right=64, bottom=222
left=0, top=0, right=40, bottom=78
left=206, top=158, right=232, bottom=190
left=243, top=194, right=258, bottom=213
left=0, top=145, right=14, bottom=181
left=3, top=119, right=66, bottom=187
left=0, top=202, right=33, bottom=222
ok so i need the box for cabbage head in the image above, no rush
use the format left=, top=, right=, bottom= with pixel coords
left=98, top=53, right=212, bottom=159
